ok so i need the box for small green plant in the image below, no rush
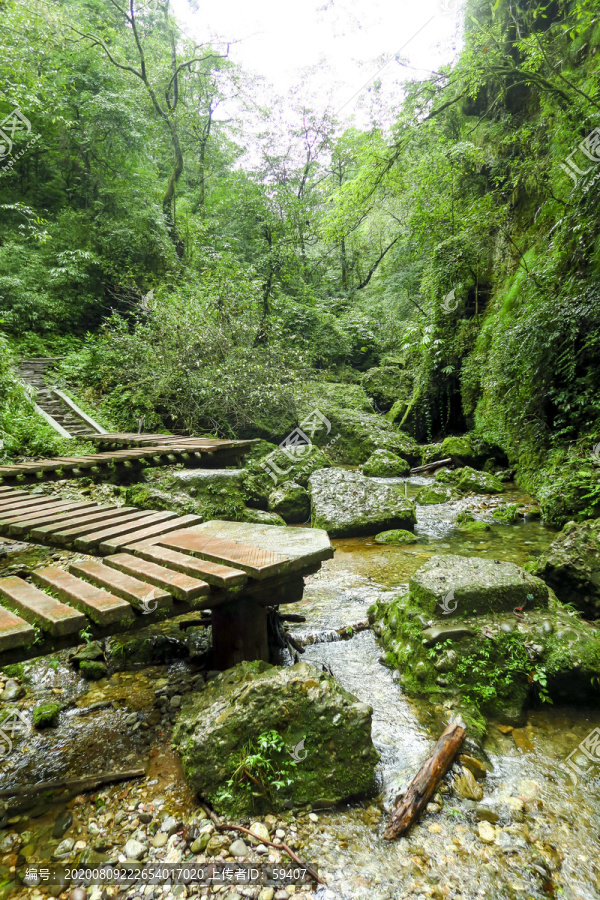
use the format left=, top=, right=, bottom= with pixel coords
left=216, top=730, right=297, bottom=811
left=79, top=625, right=94, bottom=644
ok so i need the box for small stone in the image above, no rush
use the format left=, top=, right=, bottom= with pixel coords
left=308, top=813, right=318, bottom=823
left=428, top=823, right=442, bottom=834
left=124, top=838, right=146, bottom=860
left=152, top=833, right=169, bottom=849
left=33, top=701, right=60, bottom=729
left=229, top=839, right=249, bottom=857
left=190, top=833, right=211, bottom=854
left=453, top=767, right=484, bottom=801
left=139, top=812, right=153, bottom=824
left=52, top=809, right=73, bottom=840
left=125, top=713, right=138, bottom=727
left=69, top=889, right=87, bottom=900
left=497, top=724, right=513, bottom=734
left=258, top=889, right=274, bottom=900
left=0, top=679, right=25, bottom=702
left=274, top=891, right=290, bottom=900
left=248, top=823, right=270, bottom=843
left=169, top=695, right=182, bottom=708
left=160, top=815, right=181, bottom=836
left=478, top=821, right=496, bottom=843
left=512, top=729, right=535, bottom=753
left=459, top=755, right=487, bottom=779
left=275, top=829, right=286, bottom=839
left=53, top=838, right=75, bottom=859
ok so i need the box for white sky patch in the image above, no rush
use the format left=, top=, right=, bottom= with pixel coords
left=172, top=0, right=463, bottom=123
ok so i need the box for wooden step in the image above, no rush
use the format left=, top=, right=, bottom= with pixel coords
left=50, top=508, right=140, bottom=546
left=98, top=513, right=204, bottom=554
left=32, top=568, right=135, bottom=626
left=127, top=541, right=248, bottom=590
left=73, top=511, right=179, bottom=552
left=0, top=605, right=36, bottom=652
left=0, top=494, right=56, bottom=510
left=5, top=503, right=99, bottom=537
left=0, top=576, right=87, bottom=636
left=159, top=531, right=291, bottom=580
left=104, top=554, right=210, bottom=605
left=69, top=560, right=172, bottom=613
left=30, top=507, right=127, bottom=542
left=0, top=496, right=76, bottom=516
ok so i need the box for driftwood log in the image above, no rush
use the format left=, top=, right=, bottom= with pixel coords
left=0, top=767, right=145, bottom=799
left=409, top=457, right=453, bottom=475
left=384, top=721, right=466, bottom=840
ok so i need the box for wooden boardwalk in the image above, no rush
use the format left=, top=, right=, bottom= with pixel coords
left=0, top=437, right=256, bottom=484
left=0, top=486, right=333, bottom=667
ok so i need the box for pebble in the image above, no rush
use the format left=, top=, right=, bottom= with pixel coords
left=160, top=815, right=181, bottom=836
left=0, top=679, right=25, bottom=701
left=124, top=838, right=147, bottom=859
left=275, top=828, right=286, bottom=839
left=229, top=839, right=249, bottom=857
left=53, top=838, right=74, bottom=859
left=152, top=833, right=169, bottom=849
left=258, top=890, right=274, bottom=900
left=190, top=833, right=210, bottom=854
left=478, top=821, right=496, bottom=843
left=308, top=813, right=319, bottom=823
left=169, top=695, right=182, bottom=708
left=249, top=823, right=270, bottom=843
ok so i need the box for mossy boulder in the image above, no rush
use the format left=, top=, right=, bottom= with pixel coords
left=309, top=468, right=417, bottom=538
left=455, top=511, right=490, bottom=532
left=319, top=409, right=419, bottom=466
left=242, top=445, right=331, bottom=507
left=79, top=660, right=108, bottom=681
left=436, top=466, right=504, bottom=494
left=173, top=660, right=379, bottom=816
left=268, top=481, right=310, bottom=524
left=441, top=435, right=476, bottom=463
left=374, top=529, right=420, bottom=545
left=238, top=508, right=286, bottom=526
left=360, top=367, right=413, bottom=411
left=362, top=449, right=410, bottom=478
left=416, top=484, right=457, bottom=505
left=33, top=702, right=60, bottom=728
left=492, top=504, right=520, bottom=524
left=419, top=443, right=446, bottom=465
left=369, top=555, right=600, bottom=739
left=533, top=519, right=600, bottom=619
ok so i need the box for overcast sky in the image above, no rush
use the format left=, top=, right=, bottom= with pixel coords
left=171, top=0, right=463, bottom=123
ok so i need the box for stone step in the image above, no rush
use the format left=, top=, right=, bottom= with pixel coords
left=104, top=554, right=210, bottom=605
left=158, top=531, right=291, bottom=580
left=98, top=513, right=204, bottom=554
left=69, top=560, right=172, bottom=613
left=0, top=605, right=36, bottom=652
left=127, top=541, right=248, bottom=590
left=73, top=511, right=179, bottom=553
left=0, top=576, right=87, bottom=636
left=32, top=567, right=135, bottom=626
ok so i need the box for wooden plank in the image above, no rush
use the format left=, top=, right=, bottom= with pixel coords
left=5, top=503, right=98, bottom=537
left=0, top=501, right=96, bottom=525
left=30, top=507, right=128, bottom=542
left=127, top=541, right=248, bottom=589
left=32, top=568, right=135, bottom=626
left=98, top=513, right=204, bottom=554
left=73, top=511, right=179, bottom=553
left=158, top=531, right=291, bottom=580
left=104, top=554, right=210, bottom=604
left=69, top=560, right=172, bottom=613
left=0, top=605, right=36, bottom=652
left=50, top=508, right=143, bottom=546
left=0, top=495, right=67, bottom=513
left=0, top=576, right=87, bottom=636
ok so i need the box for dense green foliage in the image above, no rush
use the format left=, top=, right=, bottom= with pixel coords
left=1, top=0, right=599, bottom=512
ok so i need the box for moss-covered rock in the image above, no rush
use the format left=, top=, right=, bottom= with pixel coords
left=435, top=466, right=504, bottom=494
left=173, top=660, right=379, bottom=816
left=374, top=529, right=421, bottom=545
left=268, top=481, right=310, bottom=523
left=533, top=519, right=600, bottom=619
left=369, top=555, right=600, bottom=738
left=319, top=408, right=420, bottom=466
left=33, top=702, right=60, bottom=728
left=455, top=511, right=490, bottom=532
left=79, top=660, right=108, bottom=681
left=362, top=449, right=410, bottom=477
left=441, top=435, right=475, bottom=460
left=238, top=508, right=286, bottom=526
left=492, top=504, right=520, bottom=524
left=242, top=445, right=332, bottom=506
left=309, top=468, right=417, bottom=537
left=419, top=443, right=446, bottom=465
left=360, top=367, right=413, bottom=411
left=415, top=484, right=457, bottom=505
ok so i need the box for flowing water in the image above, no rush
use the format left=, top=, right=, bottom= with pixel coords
left=2, top=476, right=600, bottom=899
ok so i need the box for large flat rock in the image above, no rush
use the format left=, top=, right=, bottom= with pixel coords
left=308, top=467, right=416, bottom=538
left=410, top=554, right=549, bottom=616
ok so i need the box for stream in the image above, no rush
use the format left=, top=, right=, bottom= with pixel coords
left=2, top=475, right=600, bottom=899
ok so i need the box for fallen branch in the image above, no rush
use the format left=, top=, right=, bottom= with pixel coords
left=298, top=621, right=370, bottom=646
left=384, top=720, right=466, bottom=840
left=199, top=803, right=324, bottom=885
left=0, top=768, right=145, bottom=799
left=409, top=458, right=452, bottom=474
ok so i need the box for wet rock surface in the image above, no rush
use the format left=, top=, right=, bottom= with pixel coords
left=534, top=518, right=600, bottom=618
left=173, top=660, right=379, bottom=816
left=309, top=468, right=416, bottom=538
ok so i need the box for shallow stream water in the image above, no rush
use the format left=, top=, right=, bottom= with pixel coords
left=2, top=475, right=600, bottom=899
